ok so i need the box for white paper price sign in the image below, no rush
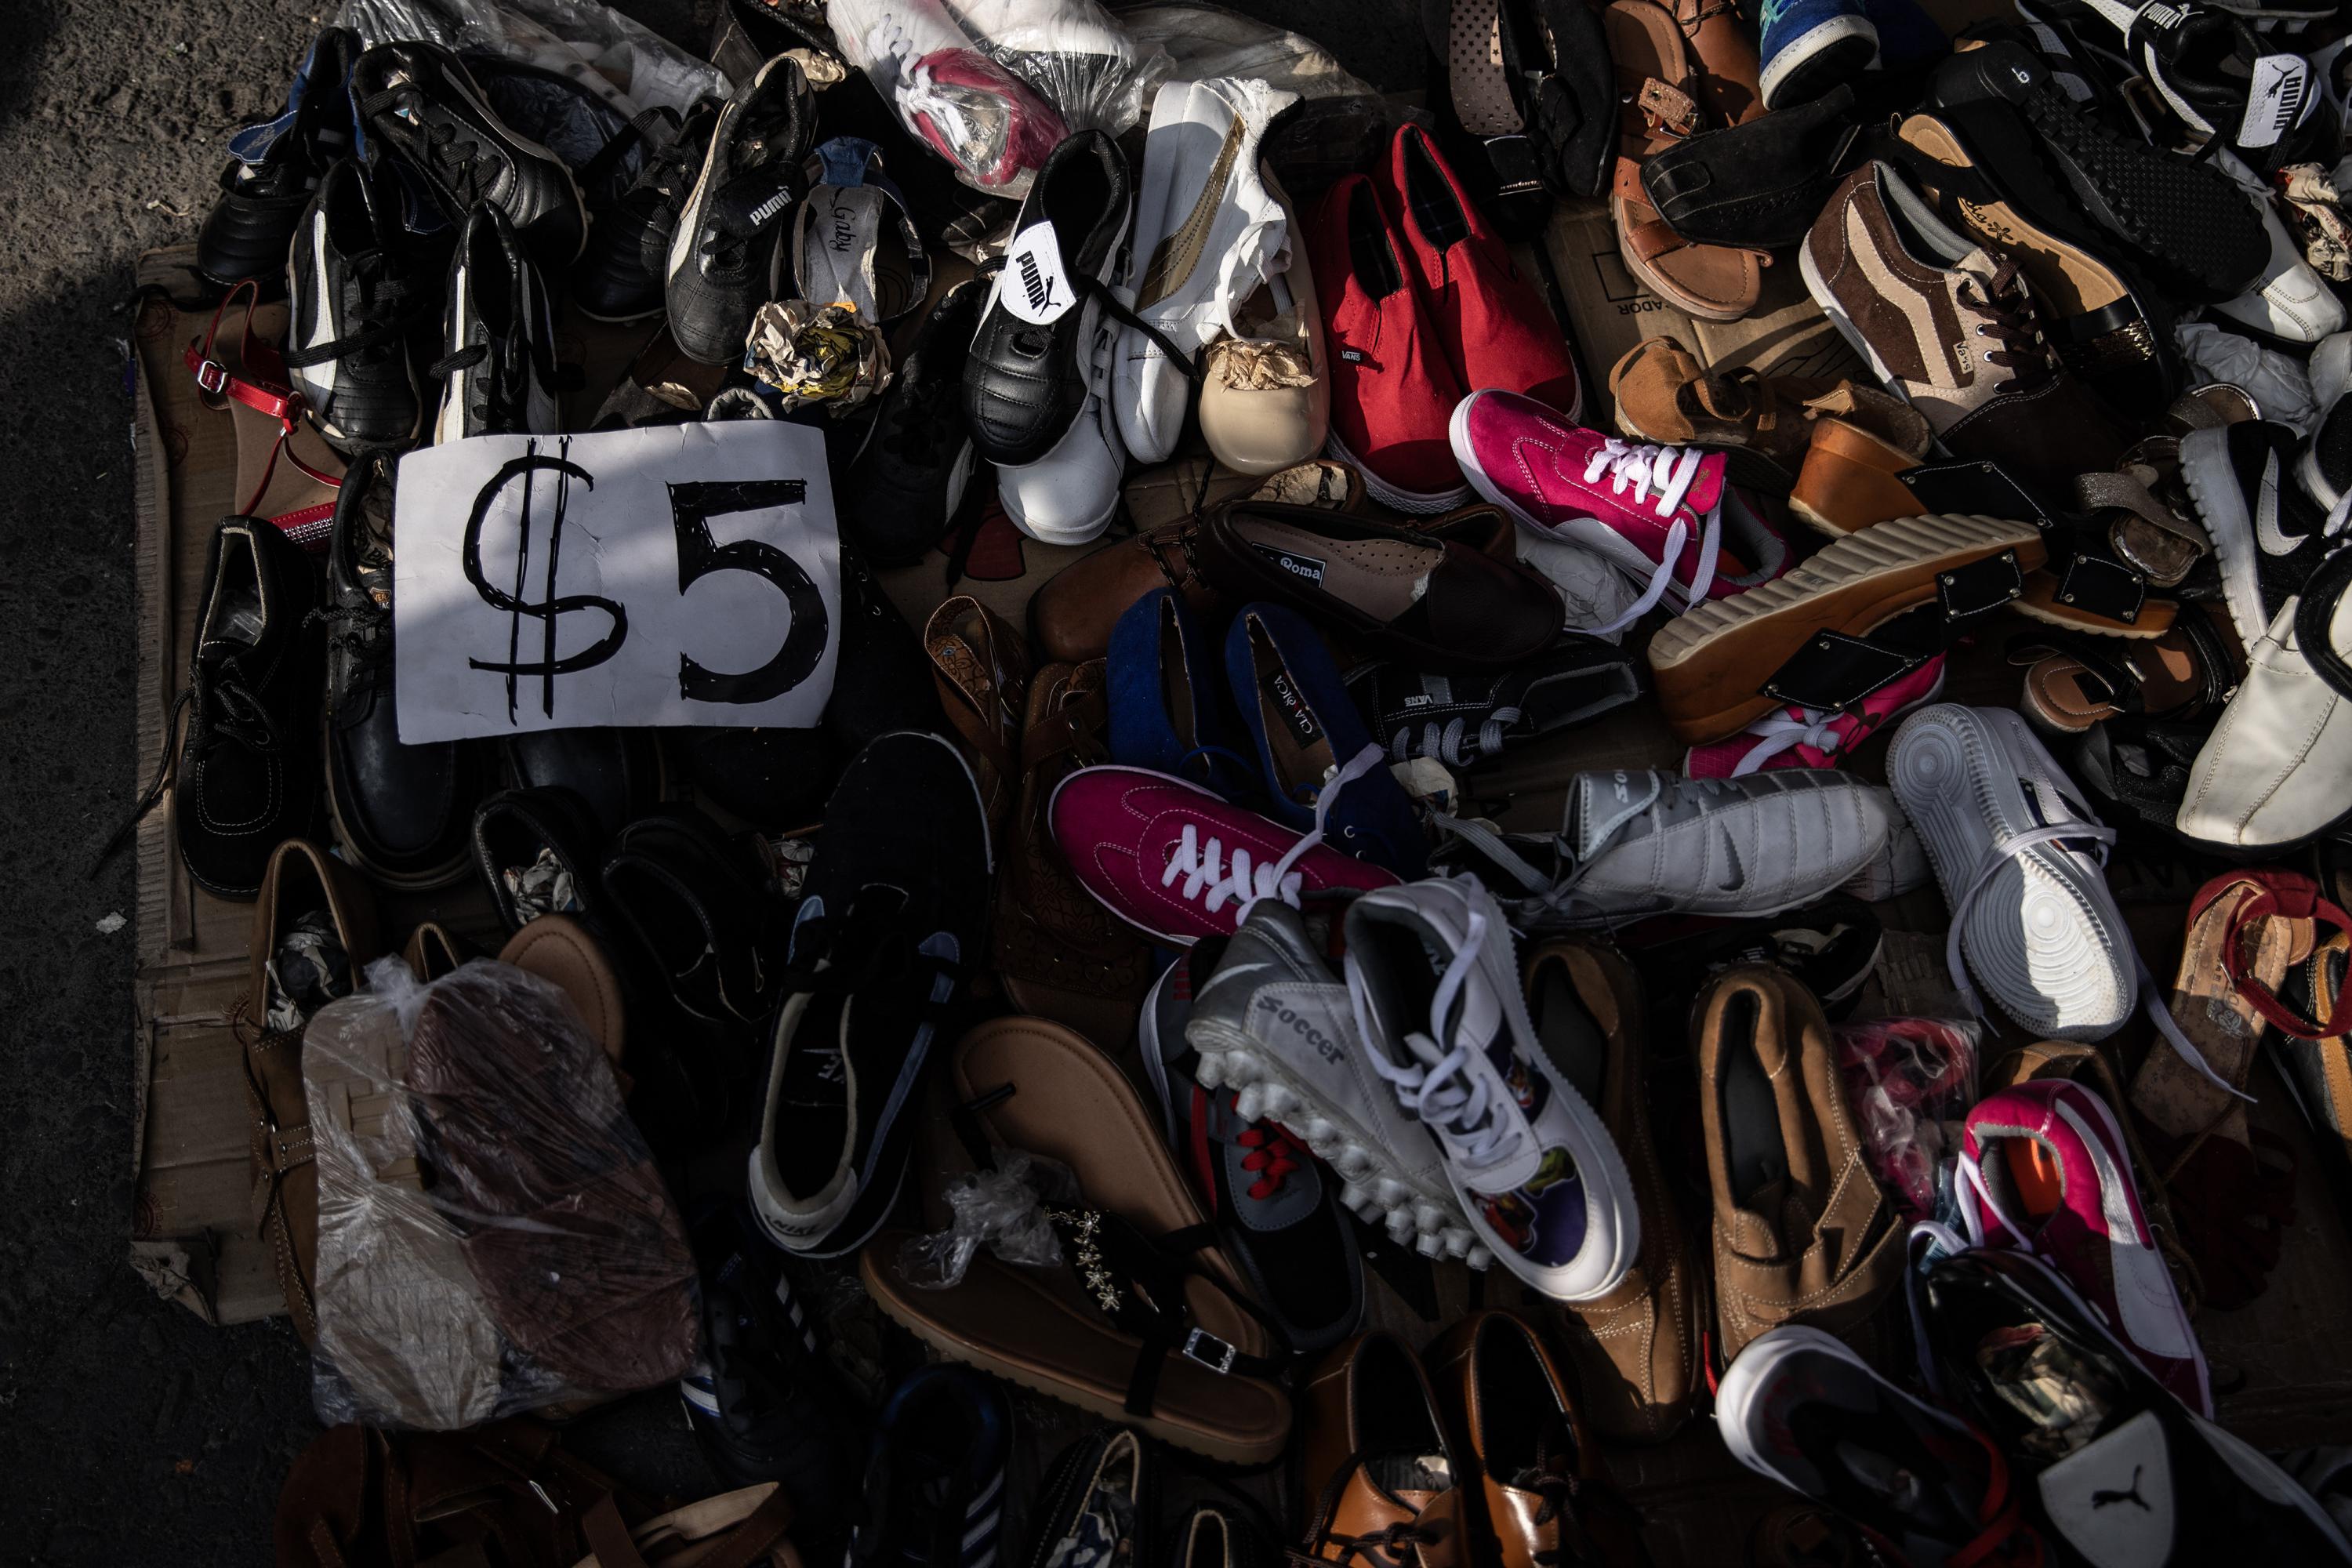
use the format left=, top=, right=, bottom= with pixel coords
left=393, top=420, right=840, bottom=742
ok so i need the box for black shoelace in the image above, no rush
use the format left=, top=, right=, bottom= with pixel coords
left=361, top=85, right=495, bottom=208
left=1955, top=259, right=2052, bottom=391
left=281, top=249, right=427, bottom=372
left=88, top=662, right=285, bottom=874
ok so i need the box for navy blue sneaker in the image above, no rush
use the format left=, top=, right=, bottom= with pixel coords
left=1759, top=0, right=1879, bottom=111
left=1106, top=588, right=1258, bottom=800
left=847, top=1366, right=1012, bottom=1568
left=1223, top=602, right=1428, bottom=877
left=678, top=1206, right=856, bottom=1526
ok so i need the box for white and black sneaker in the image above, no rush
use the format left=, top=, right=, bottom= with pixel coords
left=746, top=731, right=991, bottom=1258
left=284, top=158, right=426, bottom=454
left=2178, top=418, right=2350, bottom=652
left=2039, top=0, right=2334, bottom=172
left=962, top=130, right=1159, bottom=466
left=429, top=202, right=561, bottom=443
left=350, top=39, right=586, bottom=270
left=665, top=53, right=816, bottom=366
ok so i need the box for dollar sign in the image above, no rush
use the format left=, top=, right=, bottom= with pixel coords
left=461, top=442, right=626, bottom=721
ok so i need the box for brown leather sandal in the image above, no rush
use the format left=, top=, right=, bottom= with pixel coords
left=924, top=596, right=1032, bottom=840
left=1602, top=0, right=1765, bottom=321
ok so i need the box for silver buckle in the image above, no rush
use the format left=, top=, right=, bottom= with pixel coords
left=193, top=357, right=229, bottom=394
left=1181, top=1327, right=1238, bottom=1374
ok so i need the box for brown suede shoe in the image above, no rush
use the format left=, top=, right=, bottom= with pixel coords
left=1604, top=0, right=1765, bottom=321
left=924, top=597, right=1030, bottom=841
left=241, top=837, right=382, bottom=1342
left=1300, top=1332, right=1469, bottom=1568
left=1425, top=1311, right=1651, bottom=1568
left=993, top=660, right=1154, bottom=1041
left=1696, top=964, right=1902, bottom=1365
left=1801, top=162, right=2131, bottom=498
left=1523, top=939, right=1700, bottom=1445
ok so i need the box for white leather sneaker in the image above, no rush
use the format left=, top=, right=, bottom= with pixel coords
left=2209, top=150, right=2346, bottom=344
left=1342, top=876, right=1641, bottom=1303
left=2178, top=595, right=2352, bottom=849
left=1112, top=75, right=1301, bottom=465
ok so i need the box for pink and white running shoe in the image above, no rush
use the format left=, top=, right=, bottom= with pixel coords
left=1449, top=389, right=1788, bottom=633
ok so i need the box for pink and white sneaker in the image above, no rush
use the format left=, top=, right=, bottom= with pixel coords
left=1049, top=760, right=1400, bottom=946
left=1958, top=1079, right=2212, bottom=1417
left=1686, top=657, right=1948, bottom=779
left=1449, top=389, right=1788, bottom=634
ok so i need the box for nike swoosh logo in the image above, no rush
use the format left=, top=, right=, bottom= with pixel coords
left=1710, top=824, right=1747, bottom=893
left=2256, top=452, right=2303, bottom=556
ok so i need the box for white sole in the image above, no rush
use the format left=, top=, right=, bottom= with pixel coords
left=2177, top=425, right=2273, bottom=654
left=1186, top=1035, right=1489, bottom=1268
left=1759, top=14, right=1880, bottom=110
left=1887, top=703, right=2133, bottom=1039
left=1718, top=1325, right=1947, bottom=1494
left=1327, top=426, right=1468, bottom=515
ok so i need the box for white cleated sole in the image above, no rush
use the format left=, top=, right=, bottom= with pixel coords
left=1889, top=702, right=2134, bottom=1040
left=1188, top=1036, right=1491, bottom=1269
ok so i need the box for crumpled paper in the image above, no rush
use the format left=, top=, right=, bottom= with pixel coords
left=2176, top=321, right=2316, bottom=434
left=744, top=299, right=892, bottom=413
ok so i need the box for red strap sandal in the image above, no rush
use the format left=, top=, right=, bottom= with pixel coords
left=184, top=278, right=342, bottom=544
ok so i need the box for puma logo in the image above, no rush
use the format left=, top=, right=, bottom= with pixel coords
left=1018, top=249, right=1057, bottom=312
left=749, top=188, right=793, bottom=227
left=2092, top=1465, right=2151, bottom=1512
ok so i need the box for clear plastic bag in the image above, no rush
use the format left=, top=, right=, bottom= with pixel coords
left=895, top=1149, right=1075, bottom=1287
left=338, top=0, right=728, bottom=121
left=307, top=956, right=699, bottom=1429
left=1833, top=1016, right=1982, bottom=1224
left=832, top=0, right=1165, bottom=192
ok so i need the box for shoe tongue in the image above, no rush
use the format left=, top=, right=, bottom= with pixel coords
left=711, top=167, right=799, bottom=241
left=1566, top=770, right=1670, bottom=861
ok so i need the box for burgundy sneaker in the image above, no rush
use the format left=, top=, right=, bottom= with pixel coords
left=1686, top=656, right=1947, bottom=778
left=1958, top=1079, right=2212, bottom=1417
left=1450, top=389, right=1787, bottom=633
left=1048, top=764, right=1399, bottom=946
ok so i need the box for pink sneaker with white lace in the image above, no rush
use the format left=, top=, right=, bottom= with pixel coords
left=1687, top=657, right=1947, bottom=779
left=1448, top=389, right=1788, bottom=633
left=1049, top=765, right=1399, bottom=946
left=1958, top=1079, right=2212, bottom=1417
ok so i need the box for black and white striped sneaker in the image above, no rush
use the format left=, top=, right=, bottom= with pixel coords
left=847, top=1366, right=1012, bottom=1568
left=678, top=1207, right=856, bottom=1519
left=665, top=53, right=816, bottom=365
left=284, top=158, right=426, bottom=454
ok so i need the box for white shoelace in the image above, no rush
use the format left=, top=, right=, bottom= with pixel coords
left=1728, top=708, right=1848, bottom=775
left=1425, top=771, right=1680, bottom=927
left=1345, top=902, right=1525, bottom=1175
left=1577, top=439, right=1720, bottom=636
left=1944, top=815, right=2249, bottom=1103
left=1157, top=746, right=1385, bottom=924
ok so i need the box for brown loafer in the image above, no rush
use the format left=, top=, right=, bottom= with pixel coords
left=1192, top=501, right=1563, bottom=671
left=861, top=1017, right=1290, bottom=1464
left=1425, top=1310, right=1650, bottom=1568
left=1299, top=1331, right=1468, bottom=1568
left=1697, top=964, right=1902, bottom=1366
left=1523, top=940, right=1700, bottom=1445
left=242, top=838, right=382, bottom=1342
left=924, top=596, right=1031, bottom=840
left=402, top=921, right=468, bottom=982
left=497, top=913, right=627, bottom=1065
left=1029, top=522, right=1228, bottom=666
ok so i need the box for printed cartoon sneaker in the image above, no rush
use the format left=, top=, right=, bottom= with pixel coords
left=1687, top=654, right=1947, bottom=777
left=1955, top=1079, right=2212, bottom=1416
left=1341, top=875, right=1642, bottom=1301
left=1048, top=760, right=1401, bottom=947
left=1450, top=389, right=1788, bottom=634
left=1140, top=938, right=1366, bottom=1354
left=1185, top=900, right=1484, bottom=1264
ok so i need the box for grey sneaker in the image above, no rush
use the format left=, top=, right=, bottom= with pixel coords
left=1436, top=768, right=1895, bottom=927
left=1185, top=901, right=1483, bottom=1265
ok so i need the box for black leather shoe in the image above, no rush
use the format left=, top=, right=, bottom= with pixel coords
left=571, top=100, right=719, bottom=323
left=320, top=452, right=482, bottom=889
left=472, top=786, right=607, bottom=933
left=197, top=27, right=361, bottom=293
left=961, top=130, right=1134, bottom=465
left=428, top=202, right=562, bottom=443
left=665, top=53, right=816, bottom=365
left=828, top=546, right=943, bottom=753
left=176, top=518, right=327, bottom=899
left=602, top=809, right=786, bottom=1028
left=503, top=727, right=663, bottom=842
left=840, top=277, right=987, bottom=565
left=351, top=39, right=587, bottom=270
left=284, top=160, right=427, bottom=454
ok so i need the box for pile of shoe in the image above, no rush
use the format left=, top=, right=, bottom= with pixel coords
left=118, top=0, right=2352, bottom=1561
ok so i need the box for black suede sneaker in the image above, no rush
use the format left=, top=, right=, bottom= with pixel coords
left=666, top=53, right=817, bottom=365
left=284, top=159, right=426, bottom=453
left=428, top=202, right=561, bottom=443
left=678, top=1204, right=858, bottom=1523
left=748, top=730, right=991, bottom=1258
left=840, top=276, right=989, bottom=566
left=351, top=39, right=586, bottom=270
left=962, top=130, right=1136, bottom=465
left=1928, top=38, right=2270, bottom=303
left=197, top=27, right=361, bottom=293
left=321, top=450, right=482, bottom=889
left=175, top=518, right=327, bottom=899
left=572, top=99, right=719, bottom=322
